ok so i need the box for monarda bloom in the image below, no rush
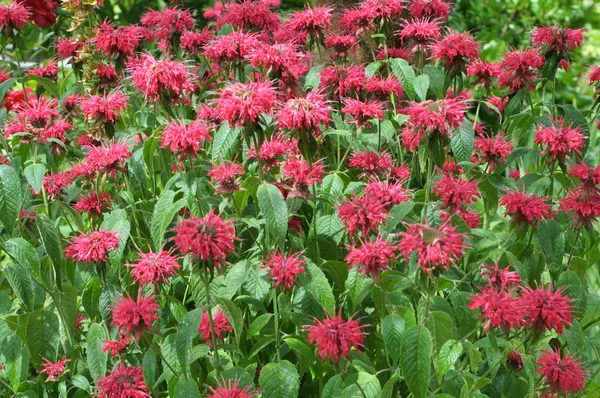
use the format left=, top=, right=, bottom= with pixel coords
left=469, top=286, right=524, bottom=334
left=28, top=62, right=59, bottom=79
left=209, top=379, right=256, bottom=398
left=65, top=229, right=119, bottom=263
left=0, top=2, right=31, bottom=31
left=281, top=157, right=324, bottom=195
left=480, top=263, right=521, bottom=292
left=536, top=349, right=585, bottom=397
left=172, top=211, right=237, bottom=268
left=338, top=193, right=388, bottom=239
left=433, top=174, right=480, bottom=211
left=498, top=48, right=544, bottom=92
left=40, top=356, right=70, bottom=382
left=364, top=76, right=404, bottom=100
left=397, top=222, right=465, bottom=275
left=217, top=0, right=280, bottom=32
left=73, top=192, right=111, bottom=217
left=42, top=171, right=73, bottom=199
left=84, top=141, right=132, bottom=176
left=319, top=65, right=365, bottom=97
left=364, top=180, right=410, bottom=208
left=467, top=60, right=501, bottom=87
left=198, top=309, right=232, bottom=344
left=349, top=151, right=394, bottom=176
left=80, top=91, right=128, bottom=124
left=346, top=236, right=397, bottom=282
left=343, top=98, right=384, bottom=128
left=499, top=191, right=552, bottom=226
left=532, top=25, right=584, bottom=55
left=261, top=250, right=306, bottom=292
left=208, top=161, right=245, bottom=194
left=140, top=6, right=194, bottom=41
left=520, top=284, right=573, bottom=335
left=306, top=312, right=366, bottom=365
left=560, top=185, right=600, bottom=227
left=325, top=34, right=358, bottom=57
left=204, top=31, right=260, bottom=65
left=127, top=250, right=180, bottom=285
left=534, top=118, right=585, bottom=163
left=161, top=119, right=212, bottom=158
left=180, top=29, right=213, bottom=55
left=16, top=0, right=56, bottom=28
left=94, top=22, right=145, bottom=57
left=287, top=6, right=333, bottom=37
left=474, top=134, right=514, bottom=171
left=56, top=38, right=82, bottom=59
left=248, top=42, right=308, bottom=81
left=102, top=337, right=133, bottom=357
left=589, top=65, right=600, bottom=86
left=277, top=91, right=332, bottom=135
left=97, top=364, right=150, bottom=398
left=431, top=30, right=479, bottom=74
left=128, top=54, right=194, bottom=101
left=398, top=18, right=441, bottom=54
left=111, top=294, right=159, bottom=340
left=408, top=0, right=451, bottom=19
left=214, top=81, right=277, bottom=127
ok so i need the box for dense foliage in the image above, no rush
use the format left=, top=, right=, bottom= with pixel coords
left=0, top=0, right=600, bottom=397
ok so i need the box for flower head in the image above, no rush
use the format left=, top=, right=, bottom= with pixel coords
left=208, top=379, right=256, bottom=398
left=84, top=141, right=132, bottom=176
left=498, top=48, right=544, bottom=92
left=0, top=2, right=31, bottom=30
left=306, top=312, right=366, bottom=365
left=127, top=250, right=180, bottom=285
left=65, top=229, right=119, bottom=263
left=287, top=6, right=333, bottom=36
left=398, top=18, right=441, bottom=53
left=431, top=30, right=479, bottom=72
left=349, top=151, right=394, bottom=176
left=277, top=91, right=331, bottom=134
left=128, top=54, right=194, bottom=101
left=214, top=81, right=277, bottom=126
left=319, top=65, right=365, bottom=97
left=140, top=6, right=194, bottom=41
left=181, top=28, right=213, bottom=55
left=97, top=363, right=150, bottom=398
left=16, top=0, right=56, bottom=28
left=560, top=185, right=600, bottom=227
left=534, top=118, right=585, bottom=162
left=474, top=135, right=514, bottom=171
left=80, top=91, right=128, bottom=124
left=161, top=119, right=212, bottom=157
left=469, top=286, right=524, bottom=334
left=409, top=0, right=451, bottom=19
left=467, top=60, right=501, bottom=87
left=338, top=193, right=388, bottom=239
left=261, top=250, right=306, bottom=292
left=537, top=349, right=585, bottom=397
left=111, top=294, right=159, bottom=340
left=520, top=284, right=573, bottom=334
left=346, top=236, right=397, bottom=281
left=208, top=161, right=245, bottom=194
left=40, top=357, right=70, bottom=381
left=343, top=98, right=384, bottom=128
left=532, top=25, right=584, bottom=54
left=204, top=31, right=260, bottom=65
left=94, top=22, right=145, bottom=57
left=73, top=192, right=111, bottom=217
left=102, top=337, right=133, bottom=357
left=281, top=157, right=324, bottom=195
left=198, top=309, right=232, bottom=344
left=433, top=174, right=480, bottom=211
left=28, top=61, right=59, bottom=79
left=499, top=190, right=552, bottom=226
left=217, top=0, right=279, bottom=32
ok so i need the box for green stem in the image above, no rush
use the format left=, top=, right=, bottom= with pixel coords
left=566, top=229, right=581, bottom=270
left=201, top=267, right=221, bottom=376
left=273, top=289, right=281, bottom=362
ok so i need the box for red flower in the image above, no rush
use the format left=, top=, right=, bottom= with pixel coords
left=480, top=263, right=521, bottom=291
left=181, top=29, right=213, bottom=55
left=248, top=42, right=308, bottom=81
left=80, top=91, right=128, bottom=124
left=398, top=222, right=465, bottom=275
left=281, top=157, right=324, bottom=195
left=498, top=48, right=544, bottom=92
left=534, top=118, right=585, bottom=162
left=208, top=379, right=256, bottom=398
left=16, top=0, right=56, bottom=27
left=433, top=174, right=480, bottom=211
left=28, top=61, right=59, bottom=79
left=128, top=54, right=194, bottom=101
left=376, top=46, right=410, bottom=61
left=111, top=294, right=159, bottom=340
left=499, top=190, right=552, bottom=226
left=140, top=6, right=194, bottom=41
left=94, top=22, right=145, bottom=57
left=532, top=25, right=584, bottom=53
left=217, top=0, right=280, bottom=32
left=39, top=356, right=70, bottom=381
left=364, top=76, right=404, bottom=100
left=261, top=250, right=306, bottom=292
left=97, top=363, right=150, bottom=398
left=343, top=98, right=384, bottom=128
left=338, top=193, right=388, bottom=239
left=589, top=65, right=600, bottom=86
left=346, top=236, right=397, bottom=281
left=398, top=18, right=441, bottom=53
left=102, top=337, right=133, bottom=357
left=65, top=229, right=119, bottom=263
left=287, top=6, right=333, bottom=36
left=84, top=140, right=132, bottom=176
left=319, top=65, right=365, bottom=97
left=73, top=192, right=111, bottom=217
left=214, top=81, right=277, bottom=126
left=161, top=119, right=212, bottom=157
left=42, top=171, right=73, bottom=198
left=560, top=185, right=600, bottom=227
left=431, top=30, right=479, bottom=72
left=208, top=161, right=245, bottom=194
left=409, top=0, right=451, bottom=19
left=520, top=284, right=573, bottom=334
left=249, top=133, right=298, bottom=170
left=487, top=95, right=508, bottom=114
left=56, top=38, right=82, bottom=59
left=469, top=286, right=524, bottom=334
left=173, top=211, right=237, bottom=267
left=325, top=34, right=358, bottom=56
left=127, top=250, right=180, bottom=285
left=474, top=134, right=514, bottom=171
left=364, top=180, right=410, bottom=207
left=507, top=351, right=524, bottom=370
left=0, top=2, right=30, bottom=29
left=198, top=309, right=232, bottom=343
left=349, top=151, right=394, bottom=175
left=204, top=31, right=260, bottom=65
left=306, top=312, right=366, bottom=365
left=277, top=91, right=331, bottom=134
left=467, top=60, right=500, bottom=87
left=536, top=349, right=585, bottom=397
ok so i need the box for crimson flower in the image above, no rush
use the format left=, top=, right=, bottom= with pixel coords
left=480, top=263, right=521, bottom=291
left=249, top=133, right=298, bottom=170
left=346, top=236, right=397, bottom=281
left=128, top=54, right=194, bottom=101
left=325, top=34, right=358, bottom=57
left=467, top=60, right=501, bottom=87
left=39, top=356, right=70, bottom=381
left=409, top=0, right=451, bottom=19
left=0, top=2, right=31, bottom=30
left=181, top=29, right=213, bottom=55
left=217, top=0, right=279, bottom=32
left=172, top=211, right=237, bottom=268
left=94, top=22, right=145, bottom=57
left=84, top=140, right=132, bottom=176
left=140, top=6, right=194, bottom=41
left=65, top=229, right=119, bottom=263
left=364, top=180, right=410, bottom=207
left=398, top=222, right=465, bottom=275
left=398, top=18, right=441, bottom=54
left=560, top=185, right=600, bottom=227
left=287, top=6, right=333, bottom=36
left=469, top=286, right=524, bottom=334
left=498, top=48, right=544, bottom=92
left=204, top=31, right=260, bottom=65
left=42, top=171, right=73, bottom=199
left=319, top=65, right=365, bottom=97
left=589, top=65, right=600, bottom=86
left=198, top=309, right=232, bottom=344
left=338, top=193, right=388, bottom=239
left=73, top=192, right=111, bottom=218
left=261, top=250, right=306, bottom=292
left=248, top=42, right=307, bottom=81
left=214, top=81, right=277, bottom=127
left=520, top=284, right=573, bottom=334
left=208, top=161, right=245, bottom=194
left=364, top=76, right=404, bottom=100
left=474, top=135, right=514, bottom=171
left=102, top=337, right=133, bottom=357
left=208, top=379, right=256, bottom=398
left=431, top=30, right=479, bottom=73
left=306, top=312, right=366, bottom=365
left=349, top=151, right=394, bottom=176
left=127, top=249, right=180, bottom=285
left=537, top=349, right=585, bottom=397
left=111, top=294, right=159, bottom=340
left=28, top=62, right=59, bottom=80
left=433, top=174, right=480, bottom=211
left=534, top=118, right=585, bottom=162
left=161, top=119, right=212, bottom=157
left=97, top=363, right=150, bottom=398
left=16, top=0, right=56, bottom=27
left=499, top=190, right=552, bottom=226
left=80, top=91, right=128, bottom=124
left=281, top=157, right=324, bottom=195
left=277, top=91, right=332, bottom=135
left=343, top=98, right=384, bottom=128
left=532, top=25, right=584, bottom=54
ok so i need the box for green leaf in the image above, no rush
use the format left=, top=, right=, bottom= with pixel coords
left=401, top=325, right=433, bottom=398
left=219, top=260, right=250, bottom=300
left=82, top=278, right=102, bottom=320
left=86, top=323, right=108, bottom=382
left=27, top=75, right=60, bottom=98
left=299, top=262, right=335, bottom=316
left=2, top=335, right=29, bottom=392
left=175, top=309, right=202, bottom=377
left=557, top=271, right=587, bottom=320
left=257, top=183, right=288, bottom=250
left=35, top=214, right=64, bottom=281
left=304, top=66, right=323, bottom=90
left=437, top=339, right=463, bottom=377
left=175, top=378, right=201, bottom=397
left=151, top=189, right=186, bottom=250
left=323, top=375, right=344, bottom=398
left=0, top=164, right=21, bottom=235
left=284, top=337, right=314, bottom=361
left=450, top=120, right=474, bottom=163
left=142, top=349, right=157, bottom=388
left=26, top=309, right=59, bottom=368
left=71, top=375, right=91, bottom=392
left=23, top=163, right=45, bottom=194
left=212, top=122, right=241, bottom=162
left=382, top=314, right=404, bottom=365
left=259, top=360, right=300, bottom=398
left=382, top=376, right=401, bottom=398
left=536, top=220, right=565, bottom=278
left=3, top=238, right=42, bottom=285
left=100, top=209, right=130, bottom=268
left=247, top=313, right=273, bottom=339
left=426, top=311, right=454, bottom=352
left=4, top=263, right=36, bottom=311
left=390, top=58, right=416, bottom=101
left=0, top=78, right=16, bottom=104
left=413, top=74, right=430, bottom=102
left=341, top=372, right=382, bottom=398
left=365, top=61, right=382, bottom=77
left=423, top=66, right=446, bottom=99
left=215, top=298, right=243, bottom=345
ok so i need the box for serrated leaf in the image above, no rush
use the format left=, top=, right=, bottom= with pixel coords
left=86, top=323, right=108, bottom=382
left=176, top=309, right=202, bottom=377
left=247, top=313, right=273, bottom=339
left=341, top=372, right=382, bottom=398
left=175, top=377, right=201, bottom=397
left=71, top=375, right=90, bottom=392
left=212, top=122, right=241, bottom=161
left=423, top=66, right=446, bottom=99
left=382, top=314, right=404, bottom=365
left=257, top=183, right=288, bottom=250
left=27, top=75, right=60, bottom=98
left=365, top=61, right=382, bottom=77
left=82, top=278, right=101, bottom=320
left=537, top=220, right=565, bottom=278
left=219, top=260, right=250, bottom=300
left=414, top=74, right=430, bottom=102
left=100, top=209, right=130, bottom=268
left=450, top=121, right=474, bottom=162
left=0, top=78, right=16, bottom=104
left=259, top=360, right=300, bottom=398
left=26, top=309, right=59, bottom=368
left=4, top=264, right=36, bottom=311
left=557, top=271, right=587, bottom=320
left=215, top=298, right=243, bottom=345
left=390, top=58, right=416, bottom=101
left=299, top=262, right=335, bottom=316
left=35, top=214, right=64, bottom=282
left=0, top=164, right=21, bottom=236
left=304, top=66, right=323, bottom=90
left=284, top=337, right=314, bottom=361
left=3, top=238, right=42, bottom=285
left=150, top=189, right=186, bottom=249
left=401, top=325, right=432, bottom=398
left=24, top=163, right=45, bottom=194
left=426, top=311, right=454, bottom=352
left=3, top=335, right=29, bottom=392
left=437, top=339, right=462, bottom=377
